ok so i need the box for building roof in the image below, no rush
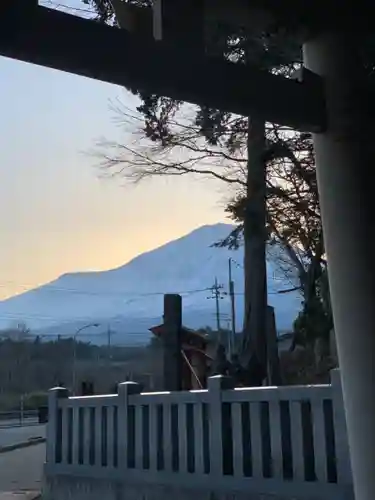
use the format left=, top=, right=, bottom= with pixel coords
left=149, top=324, right=209, bottom=346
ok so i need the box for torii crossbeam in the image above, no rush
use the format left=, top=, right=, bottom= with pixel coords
left=0, top=2, right=325, bottom=131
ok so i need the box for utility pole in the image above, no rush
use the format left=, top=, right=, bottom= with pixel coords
left=214, top=277, right=221, bottom=332
left=208, top=278, right=225, bottom=343
left=228, top=258, right=236, bottom=356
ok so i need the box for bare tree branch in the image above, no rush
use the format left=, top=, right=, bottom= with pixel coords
left=92, top=92, right=323, bottom=308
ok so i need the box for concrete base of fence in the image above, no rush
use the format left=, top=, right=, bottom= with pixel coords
left=42, top=473, right=352, bottom=500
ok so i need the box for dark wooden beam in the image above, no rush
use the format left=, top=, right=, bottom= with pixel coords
left=152, top=0, right=374, bottom=44
left=153, top=0, right=205, bottom=48
left=163, top=294, right=183, bottom=391
left=207, top=0, right=374, bottom=37
left=0, top=5, right=325, bottom=131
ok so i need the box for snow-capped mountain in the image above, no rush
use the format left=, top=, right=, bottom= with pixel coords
left=0, top=224, right=303, bottom=345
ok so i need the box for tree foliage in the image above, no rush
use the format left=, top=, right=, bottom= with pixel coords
left=82, top=0, right=151, bottom=23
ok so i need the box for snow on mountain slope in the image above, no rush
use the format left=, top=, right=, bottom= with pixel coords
left=0, top=224, right=303, bottom=344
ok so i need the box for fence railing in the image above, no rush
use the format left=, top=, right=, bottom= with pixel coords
left=45, top=369, right=353, bottom=499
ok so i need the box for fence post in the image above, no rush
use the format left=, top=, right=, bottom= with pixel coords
left=118, top=381, right=141, bottom=470
left=47, top=386, right=69, bottom=465
left=330, top=369, right=352, bottom=484
left=208, top=375, right=235, bottom=476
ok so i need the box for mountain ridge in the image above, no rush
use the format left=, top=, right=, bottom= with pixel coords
left=0, top=223, right=302, bottom=345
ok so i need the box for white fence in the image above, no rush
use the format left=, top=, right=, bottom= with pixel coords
left=43, top=370, right=353, bottom=500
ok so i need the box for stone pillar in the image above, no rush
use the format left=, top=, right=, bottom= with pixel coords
left=163, top=294, right=183, bottom=391
left=304, top=31, right=375, bottom=500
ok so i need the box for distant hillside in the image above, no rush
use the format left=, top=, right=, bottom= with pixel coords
left=0, top=224, right=302, bottom=345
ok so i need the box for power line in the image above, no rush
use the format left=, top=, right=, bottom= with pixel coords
left=0, top=280, right=211, bottom=298
left=0, top=289, right=296, bottom=323
left=0, top=267, right=291, bottom=299
left=233, top=291, right=292, bottom=296
left=223, top=258, right=296, bottom=283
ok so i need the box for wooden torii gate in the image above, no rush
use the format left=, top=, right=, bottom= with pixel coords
left=1, top=2, right=374, bottom=498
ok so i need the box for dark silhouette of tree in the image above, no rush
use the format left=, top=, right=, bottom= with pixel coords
left=84, top=1, right=304, bottom=382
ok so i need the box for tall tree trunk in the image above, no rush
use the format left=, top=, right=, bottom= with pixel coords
left=240, top=116, right=268, bottom=385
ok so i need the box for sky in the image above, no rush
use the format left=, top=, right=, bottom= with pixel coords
left=0, top=3, right=227, bottom=300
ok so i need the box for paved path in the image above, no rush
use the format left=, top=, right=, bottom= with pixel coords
left=0, top=426, right=45, bottom=448
left=0, top=443, right=45, bottom=494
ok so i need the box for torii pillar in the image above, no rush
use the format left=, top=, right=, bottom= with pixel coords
left=304, top=30, right=375, bottom=499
